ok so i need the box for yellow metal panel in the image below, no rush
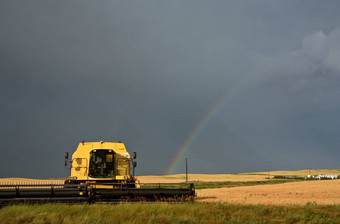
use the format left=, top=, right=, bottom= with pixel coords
left=70, top=142, right=131, bottom=181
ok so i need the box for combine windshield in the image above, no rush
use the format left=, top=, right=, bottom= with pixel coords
left=89, top=149, right=115, bottom=178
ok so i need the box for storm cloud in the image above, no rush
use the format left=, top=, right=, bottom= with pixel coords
left=1, top=1, right=340, bottom=178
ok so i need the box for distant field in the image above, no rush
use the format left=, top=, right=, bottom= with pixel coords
left=0, top=178, right=64, bottom=185
left=138, top=169, right=340, bottom=183
left=1, top=169, right=339, bottom=184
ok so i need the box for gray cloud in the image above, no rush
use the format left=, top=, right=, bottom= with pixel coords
left=1, top=1, right=340, bottom=177
left=210, top=29, right=340, bottom=172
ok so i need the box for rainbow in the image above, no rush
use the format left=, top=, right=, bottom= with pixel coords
left=164, top=75, right=252, bottom=175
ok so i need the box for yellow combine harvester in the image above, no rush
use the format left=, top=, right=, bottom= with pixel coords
left=0, top=141, right=195, bottom=206
left=64, top=141, right=138, bottom=188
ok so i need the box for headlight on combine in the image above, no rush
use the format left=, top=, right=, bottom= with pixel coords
left=124, top=176, right=128, bottom=180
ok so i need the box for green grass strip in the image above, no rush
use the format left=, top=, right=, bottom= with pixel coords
left=191, top=179, right=305, bottom=190
left=140, top=179, right=306, bottom=190
left=1, top=203, right=339, bottom=224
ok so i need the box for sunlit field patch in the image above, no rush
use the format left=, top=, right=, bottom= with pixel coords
left=197, top=179, right=340, bottom=205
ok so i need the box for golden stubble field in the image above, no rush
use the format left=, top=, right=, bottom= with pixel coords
left=197, top=179, right=340, bottom=205
left=139, top=170, right=340, bottom=205
left=1, top=169, right=338, bottom=184
left=137, top=169, right=340, bottom=183
left=1, top=169, right=339, bottom=205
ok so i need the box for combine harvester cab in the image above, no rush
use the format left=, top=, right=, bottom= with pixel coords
left=64, top=141, right=138, bottom=188
left=0, top=141, right=195, bottom=206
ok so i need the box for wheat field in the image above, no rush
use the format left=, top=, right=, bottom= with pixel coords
left=1, top=169, right=339, bottom=184
left=197, top=179, right=340, bottom=205
left=137, top=169, right=340, bottom=183
left=1, top=169, right=340, bottom=205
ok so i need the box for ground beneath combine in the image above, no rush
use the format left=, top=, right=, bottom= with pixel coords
left=0, top=182, right=195, bottom=207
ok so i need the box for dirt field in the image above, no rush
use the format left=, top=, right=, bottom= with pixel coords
left=197, top=179, right=340, bottom=205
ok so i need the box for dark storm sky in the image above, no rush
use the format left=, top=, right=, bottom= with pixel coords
left=1, top=1, right=340, bottom=178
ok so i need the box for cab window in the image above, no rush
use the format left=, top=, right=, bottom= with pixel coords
left=89, top=150, right=115, bottom=178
